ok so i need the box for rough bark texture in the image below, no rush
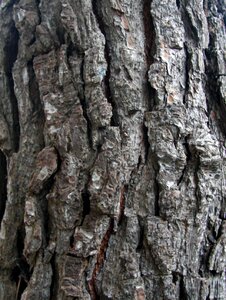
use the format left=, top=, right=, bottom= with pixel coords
left=0, top=0, right=225, bottom=299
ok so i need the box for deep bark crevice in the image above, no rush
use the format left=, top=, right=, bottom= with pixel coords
left=183, top=43, right=191, bottom=106
left=176, top=0, right=181, bottom=9
left=204, top=47, right=226, bottom=137
left=154, top=176, right=160, bottom=217
left=143, top=0, right=155, bottom=66
left=4, top=19, right=20, bottom=152
left=136, top=217, right=144, bottom=251
left=27, top=59, right=44, bottom=118
left=180, top=2, right=199, bottom=45
left=88, top=218, right=114, bottom=300
left=143, top=0, right=157, bottom=111
left=11, top=257, right=31, bottom=300
left=50, top=253, right=57, bottom=300
left=178, top=136, right=192, bottom=185
left=42, top=149, right=61, bottom=245
left=81, top=189, right=91, bottom=222
left=143, top=123, right=150, bottom=163
left=91, top=0, right=119, bottom=126
left=66, top=42, right=93, bottom=147
left=27, top=0, right=41, bottom=47
left=219, top=192, right=226, bottom=220
left=194, top=156, right=201, bottom=213
left=118, top=185, right=128, bottom=225
left=40, top=176, right=57, bottom=245
left=80, top=56, right=94, bottom=149
left=150, top=153, right=160, bottom=217
left=0, top=150, right=7, bottom=227
left=172, top=271, right=179, bottom=284
left=35, top=0, right=42, bottom=24
left=179, top=275, right=188, bottom=300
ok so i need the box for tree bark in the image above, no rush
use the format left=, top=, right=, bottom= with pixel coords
left=0, top=0, right=225, bottom=299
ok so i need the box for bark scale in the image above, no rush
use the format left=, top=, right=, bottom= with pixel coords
left=0, top=0, right=225, bottom=299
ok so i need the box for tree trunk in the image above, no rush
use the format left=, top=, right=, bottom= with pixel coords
left=0, top=0, right=225, bottom=299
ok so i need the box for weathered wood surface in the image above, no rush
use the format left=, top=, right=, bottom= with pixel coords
left=0, top=0, right=225, bottom=299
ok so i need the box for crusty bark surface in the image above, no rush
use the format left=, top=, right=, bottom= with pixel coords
left=0, top=0, right=225, bottom=299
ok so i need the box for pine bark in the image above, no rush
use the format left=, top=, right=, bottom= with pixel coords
left=0, top=0, right=225, bottom=299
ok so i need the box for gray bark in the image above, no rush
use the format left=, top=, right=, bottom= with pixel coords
left=0, top=0, right=225, bottom=299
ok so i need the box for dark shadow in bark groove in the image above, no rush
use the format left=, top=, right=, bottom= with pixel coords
left=4, top=20, right=20, bottom=152
left=180, top=3, right=199, bottom=45
left=183, top=43, right=191, bottom=106
left=176, top=0, right=181, bottom=9
left=136, top=217, right=145, bottom=251
left=143, top=123, right=150, bottom=163
left=154, top=176, right=160, bottom=216
left=50, top=252, right=57, bottom=300
left=88, top=218, right=114, bottom=300
left=143, top=0, right=155, bottom=66
left=204, top=47, right=226, bottom=138
left=172, top=271, right=179, bottom=284
left=178, top=136, right=192, bottom=185
left=27, top=59, right=44, bottom=117
left=35, top=0, right=41, bottom=20
left=43, top=149, right=62, bottom=244
left=11, top=256, right=31, bottom=300
left=0, top=150, right=7, bottom=227
left=118, top=185, right=128, bottom=225
left=179, top=275, right=188, bottom=300
left=150, top=153, right=160, bottom=217
left=66, top=42, right=94, bottom=148
left=194, top=156, right=201, bottom=213
left=143, top=0, right=157, bottom=110
left=82, top=190, right=91, bottom=221
left=80, top=56, right=94, bottom=149
left=91, top=0, right=119, bottom=126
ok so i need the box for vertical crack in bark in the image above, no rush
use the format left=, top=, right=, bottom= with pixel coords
left=143, top=0, right=156, bottom=111
left=204, top=47, right=226, bottom=137
left=11, top=257, right=31, bottom=300
left=27, top=59, right=45, bottom=123
left=50, top=252, right=57, bottom=300
left=180, top=2, right=199, bottom=45
left=66, top=42, right=93, bottom=148
left=176, top=0, right=181, bottom=10
left=194, top=155, right=201, bottom=213
left=179, top=275, right=188, bottom=300
left=143, top=0, right=155, bottom=66
left=4, top=19, right=20, bottom=152
left=91, top=0, right=119, bottom=126
left=178, top=136, right=192, bottom=185
left=136, top=217, right=144, bottom=251
left=118, top=185, right=128, bottom=225
left=0, top=150, right=7, bottom=227
left=183, top=43, right=191, bottom=106
left=27, top=0, right=41, bottom=47
left=81, top=188, right=91, bottom=225
left=80, top=55, right=94, bottom=149
left=143, top=123, right=150, bottom=163
left=154, top=175, right=160, bottom=217
left=40, top=148, right=62, bottom=244
left=35, top=0, right=41, bottom=23
left=88, top=218, right=114, bottom=300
